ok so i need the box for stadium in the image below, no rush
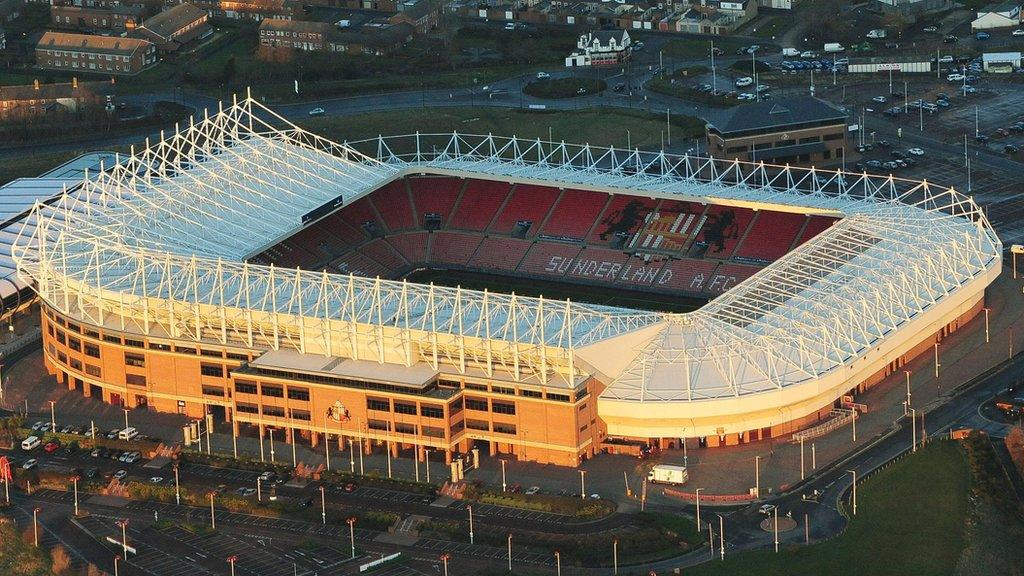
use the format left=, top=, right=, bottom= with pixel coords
left=10, top=96, right=1002, bottom=467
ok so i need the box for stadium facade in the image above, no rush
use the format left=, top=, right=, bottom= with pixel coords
left=13, top=97, right=1001, bottom=466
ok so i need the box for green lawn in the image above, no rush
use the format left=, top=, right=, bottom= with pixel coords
left=686, top=441, right=970, bottom=576
left=663, top=38, right=748, bottom=59
left=742, top=16, right=792, bottom=40
left=297, top=106, right=705, bottom=151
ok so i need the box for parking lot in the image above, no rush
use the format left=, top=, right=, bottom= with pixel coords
left=414, top=536, right=553, bottom=566
left=448, top=499, right=570, bottom=524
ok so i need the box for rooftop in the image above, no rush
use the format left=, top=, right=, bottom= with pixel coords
left=707, top=96, right=847, bottom=135
left=251, top=348, right=439, bottom=388
left=36, top=31, right=152, bottom=55
left=0, top=80, right=115, bottom=102
left=139, top=3, right=207, bottom=40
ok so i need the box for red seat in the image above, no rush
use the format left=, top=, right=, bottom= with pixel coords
left=489, top=184, right=559, bottom=235
left=794, top=215, right=839, bottom=247
left=369, top=180, right=415, bottom=232
left=733, top=211, right=808, bottom=262
left=539, top=189, right=608, bottom=239
left=587, top=195, right=659, bottom=245
left=692, top=205, right=756, bottom=259
left=409, top=176, right=462, bottom=228
left=704, top=263, right=762, bottom=296
left=467, top=237, right=532, bottom=271
left=387, top=232, right=429, bottom=266
left=361, top=238, right=408, bottom=274
left=516, top=242, right=585, bottom=280
left=450, top=180, right=510, bottom=231
left=429, top=232, right=484, bottom=267
left=649, top=258, right=722, bottom=295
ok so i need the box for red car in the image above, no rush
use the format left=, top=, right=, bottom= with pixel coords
left=44, top=442, right=61, bottom=453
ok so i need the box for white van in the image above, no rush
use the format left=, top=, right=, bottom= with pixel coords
left=118, top=427, right=139, bottom=441
left=781, top=47, right=800, bottom=57
left=22, top=436, right=41, bottom=451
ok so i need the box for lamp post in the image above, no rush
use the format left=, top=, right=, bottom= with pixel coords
left=934, top=342, right=940, bottom=378
left=348, top=438, right=355, bottom=473
left=70, top=475, right=81, bottom=516
left=346, top=517, right=357, bottom=558
left=425, top=448, right=431, bottom=484
left=848, top=470, right=857, bottom=515
left=208, top=491, right=216, bottom=529
left=292, top=432, right=297, bottom=467
left=123, top=408, right=130, bottom=432
left=800, top=437, right=806, bottom=480
left=754, top=455, right=760, bottom=498
left=695, top=488, right=703, bottom=529
left=49, top=400, right=56, bottom=434
left=718, top=514, right=725, bottom=560
left=173, top=463, right=180, bottom=505
left=507, top=533, right=513, bottom=572
left=257, top=477, right=262, bottom=502
left=910, top=407, right=918, bottom=453
left=268, top=428, right=276, bottom=463
left=114, top=555, right=120, bottom=576
left=905, top=370, right=912, bottom=415
left=33, top=507, right=41, bottom=547
left=320, top=485, right=326, bottom=525
left=579, top=470, right=586, bottom=500
left=116, top=518, right=128, bottom=556
left=501, top=459, right=507, bottom=492
left=227, top=555, right=237, bottom=576
left=984, top=307, right=990, bottom=343
left=468, top=505, right=475, bottom=545
left=613, top=538, right=619, bottom=575
left=439, top=553, right=450, bottom=576
left=554, top=551, right=561, bottom=576
left=852, top=409, right=857, bottom=442
left=773, top=507, right=779, bottom=553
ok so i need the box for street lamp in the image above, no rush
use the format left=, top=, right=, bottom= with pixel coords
left=208, top=491, right=217, bottom=529
left=507, top=533, right=513, bottom=572
left=847, top=470, right=857, bottom=515
left=33, top=507, right=41, bottom=547
left=320, top=485, right=326, bottom=525
left=910, top=407, right=918, bottom=453
left=116, top=518, right=128, bottom=556
left=173, top=463, right=181, bottom=505
left=579, top=469, right=586, bottom=500
left=49, top=400, right=56, bottom=434
left=123, top=408, right=130, bottom=432
left=754, top=455, right=760, bottom=498
left=70, top=475, right=81, bottom=516
left=346, top=517, right=357, bottom=559
left=554, top=551, right=562, bottom=576
left=718, top=514, right=725, bottom=560
left=613, top=538, right=619, bottom=575
left=695, top=488, right=703, bottom=529
left=439, top=553, right=450, bottom=576
left=227, top=555, right=237, bottom=576
left=468, top=505, right=475, bottom=545
left=500, top=459, right=507, bottom=492
left=268, top=428, right=276, bottom=463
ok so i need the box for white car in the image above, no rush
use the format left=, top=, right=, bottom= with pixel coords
left=1014, top=29, right=1024, bottom=36
left=734, top=76, right=754, bottom=87
left=756, top=84, right=770, bottom=93
left=758, top=504, right=777, bottom=515
left=113, top=470, right=128, bottom=480
left=22, top=459, right=38, bottom=470
left=800, top=51, right=818, bottom=59
left=149, top=477, right=164, bottom=484
left=938, top=55, right=954, bottom=63
left=908, top=148, right=925, bottom=156
left=872, top=96, right=887, bottom=103
left=308, top=107, right=325, bottom=116
left=535, top=71, right=550, bottom=80
left=924, top=26, right=938, bottom=33
left=525, top=486, right=541, bottom=495
left=504, top=22, right=515, bottom=31
left=947, top=73, right=965, bottom=82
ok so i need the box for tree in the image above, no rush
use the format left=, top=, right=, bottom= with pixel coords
left=222, top=57, right=237, bottom=85
left=1006, top=427, right=1024, bottom=476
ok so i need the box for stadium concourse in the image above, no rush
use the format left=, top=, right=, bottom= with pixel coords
left=9, top=96, right=1001, bottom=468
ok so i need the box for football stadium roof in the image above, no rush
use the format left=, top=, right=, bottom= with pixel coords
left=9, top=97, right=1001, bottom=434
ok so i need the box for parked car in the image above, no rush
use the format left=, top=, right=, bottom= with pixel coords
left=866, top=160, right=883, bottom=169
left=735, top=76, right=754, bottom=87
left=947, top=73, right=965, bottom=82
left=938, top=55, right=954, bottom=64
left=758, top=504, right=777, bottom=515
left=924, top=26, right=938, bottom=33
left=907, top=148, right=925, bottom=156
left=113, top=470, right=128, bottom=480
left=342, top=481, right=358, bottom=493
left=800, top=50, right=819, bottom=59
left=536, top=71, right=550, bottom=80
left=106, top=429, right=120, bottom=439
left=708, top=47, right=724, bottom=56
left=976, top=31, right=991, bottom=40
left=943, top=35, right=959, bottom=44
left=1014, top=29, right=1024, bottom=37
left=525, top=486, right=542, bottom=495
left=22, top=459, right=38, bottom=470
left=86, top=467, right=99, bottom=478
left=1005, top=144, right=1021, bottom=154
left=976, top=134, right=990, bottom=143
left=308, top=107, right=325, bottom=116
left=43, top=441, right=60, bottom=454
left=151, top=477, right=165, bottom=484
left=872, top=96, right=887, bottom=103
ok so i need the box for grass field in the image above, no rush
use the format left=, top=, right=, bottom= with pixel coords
left=297, top=106, right=704, bottom=152
left=405, top=269, right=705, bottom=313
left=663, top=38, right=748, bottom=58
left=685, top=441, right=970, bottom=576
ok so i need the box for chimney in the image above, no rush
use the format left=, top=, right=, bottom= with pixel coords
left=34, top=79, right=40, bottom=90
left=73, top=77, right=78, bottom=89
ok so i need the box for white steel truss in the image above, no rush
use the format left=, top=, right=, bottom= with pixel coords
left=11, top=96, right=1001, bottom=399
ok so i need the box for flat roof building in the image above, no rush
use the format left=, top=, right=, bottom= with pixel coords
left=34, top=31, right=156, bottom=75
left=705, top=96, right=848, bottom=166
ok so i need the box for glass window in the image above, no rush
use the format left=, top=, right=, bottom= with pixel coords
left=235, top=381, right=258, bottom=394
left=367, top=397, right=390, bottom=411
left=394, top=402, right=417, bottom=415
left=261, top=384, right=283, bottom=398
left=492, top=401, right=516, bottom=415
left=420, top=404, right=444, bottom=419
left=125, top=374, right=146, bottom=386
left=200, top=363, right=224, bottom=378
left=124, top=353, right=145, bottom=367
left=287, top=387, right=310, bottom=401
left=465, top=397, right=488, bottom=412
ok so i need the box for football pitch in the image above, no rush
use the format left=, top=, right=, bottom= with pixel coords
left=405, top=269, right=705, bottom=313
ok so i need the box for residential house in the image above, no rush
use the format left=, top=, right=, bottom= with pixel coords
left=51, top=5, right=144, bottom=32
left=0, top=77, right=115, bottom=121
left=187, top=0, right=296, bottom=21
left=972, top=1, right=1020, bottom=30
left=705, top=96, right=848, bottom=166
left=257, top=18, right=413, bottom=56
left=34, top=31, right=156, bottom=75
left=565, top=29, right=631, bottom=67
left=982, top=51, right=1021, bottom=72
left=387, top=0, right=437, bottom=34
left=133, top=3, right=211, bottom=51
left=874, top=0, right=955, bottom=20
